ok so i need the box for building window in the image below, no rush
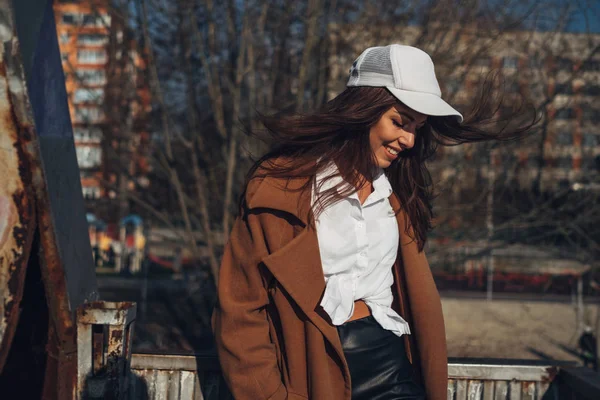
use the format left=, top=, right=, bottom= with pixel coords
left=59, top=33, right=71, bottom=44
left=529, top=57, right=543, bottom=69
left=76, top=69, right=107, bottom=85
left=556, top=57, right=573, bottom=70
left=554, top=108, right=574, bottom=120
left=78, top=34, right=109, bottom=46
left=555, top=132, right=573, bottom=145
left=81, top=13, right=110, bottom=27
left=556, top=156, right=571, bottom=169
left=582, top=107, right=600, bottom=123
left=82, top=14, right=98, bottom=26
left=82, top=186, right=101, bottom=199
left=582, top=133, right=598, bottom=147
left=584, top=85, right=600, bottom=96
left=528, top=155, right=542, bottom=168
left=62, top=13, right=77, bottom=25
left=73, top=88, right=104, bottom=104
left=77, top=49, right=107, bottom=64
left=75, top=145, right=102, bottom=169
left=74, top=107, right=104, bottom=123
left=102, top=14, right=112, bottom=26
left=74, top=127, right=102, bottom=143
left=582, top=60, right=600, bottom=72
left=503, top=57, right=518, bottom=69
left=554, top=83, right=572, bottom=94
left=581, top=155, right=600, bottom=171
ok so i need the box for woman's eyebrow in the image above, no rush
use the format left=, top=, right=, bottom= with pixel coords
left=394, top=109, right=414, bottom=121
left=395, top=109, right=426, bottom=126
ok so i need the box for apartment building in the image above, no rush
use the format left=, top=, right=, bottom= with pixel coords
left=54, top=0, right=110, bottom=200
left=54, top=0, right=150, bottom=205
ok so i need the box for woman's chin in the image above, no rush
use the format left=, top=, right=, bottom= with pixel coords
left=376, top=157, right=392, bottom=169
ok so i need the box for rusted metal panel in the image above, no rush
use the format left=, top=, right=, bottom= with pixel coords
left=0, top=0, right=100, bottom=396
left=482, top=381, right=494, bottom=400
left=494, top=381, right=509, bottom=400
left=179, top=371, right=197, bottom=400
left=448, top=363, right=553, bottom=382
left=77, top=301, right=136, bottom=400
left=130, top=354, right=227, bottom=400
left=11, top=0, right=99, bottom=341
left=509, top=381, right=522, bottom=400
left=446, top=362, right=562, bottom=400
left=448, top=378, right=456, bottom=400
left=457, top=379, right=468, bottom=399
left=0, top=0, right=37, bottom=374
left=167, top=371, right=181, bottom=399
left=521, top=381, right=536, bottom=400
left=468, top=380, right=483, bottom=399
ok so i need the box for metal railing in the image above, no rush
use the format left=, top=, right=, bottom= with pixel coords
left=126, top=353, right=590, bottom=400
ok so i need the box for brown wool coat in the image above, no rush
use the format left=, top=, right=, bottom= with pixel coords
left=212, top=173, right=448, bottom=400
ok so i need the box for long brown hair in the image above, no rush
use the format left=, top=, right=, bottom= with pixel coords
left=242, top=79, right=538, bottom=251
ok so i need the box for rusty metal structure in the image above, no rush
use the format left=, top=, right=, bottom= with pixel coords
left=1, top=0, right=600, bottom=399
left=77, top=302, right=136, bottom=399
left=0, top=0, right=98, bottom=397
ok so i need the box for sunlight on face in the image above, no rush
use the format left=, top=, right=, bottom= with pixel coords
left=369, top=104, right=427, bottom=168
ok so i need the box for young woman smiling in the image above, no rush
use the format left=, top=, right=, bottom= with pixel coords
left=212, top=44, right=536, bottom=400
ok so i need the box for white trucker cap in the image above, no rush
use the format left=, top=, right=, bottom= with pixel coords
left=347, top=44, right=463, bottom=122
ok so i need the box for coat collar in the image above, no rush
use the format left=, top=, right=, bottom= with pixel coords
left=247, top=174, right=314, bottom=226
left=247, top=172, right=405, bottom=230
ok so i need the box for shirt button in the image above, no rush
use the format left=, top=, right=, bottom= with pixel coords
left=357, top=222, right=363, bottom=228
left=360, top=251, right=367, bottom=257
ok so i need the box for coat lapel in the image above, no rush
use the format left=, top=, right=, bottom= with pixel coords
left=247, top=175, right=345, bottom=359
left=260, top=227, right=345, bottom=356
left=388, top=193, right=421, bottom=370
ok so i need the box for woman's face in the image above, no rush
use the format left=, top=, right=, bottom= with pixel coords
left=369, top=104, right=427, bottom=168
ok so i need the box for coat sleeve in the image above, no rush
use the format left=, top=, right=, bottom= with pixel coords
left=212, top=184, right=287, bottom=400
left=400, top=229, right=448, bottom=400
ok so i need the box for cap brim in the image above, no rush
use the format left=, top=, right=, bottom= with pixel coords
left=387, top=87, right=463, bottom=123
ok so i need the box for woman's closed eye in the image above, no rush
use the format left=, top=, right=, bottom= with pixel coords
left=392, top=120, right=404, bottom=128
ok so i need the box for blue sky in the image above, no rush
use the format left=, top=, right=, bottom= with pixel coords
left=564, top=1, right=600, bottom=33
left=513, top=0, right=600, bottom=33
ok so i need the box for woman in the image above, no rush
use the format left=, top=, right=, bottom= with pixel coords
left=212, top=44, right=535, bottom=400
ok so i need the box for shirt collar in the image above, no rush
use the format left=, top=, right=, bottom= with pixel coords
left=372, top=168, right=393, bottom=199
left=313, top=162, right=393, bottom=203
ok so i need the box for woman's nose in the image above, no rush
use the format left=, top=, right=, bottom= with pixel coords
left=398, top=131, right=415, bottom=149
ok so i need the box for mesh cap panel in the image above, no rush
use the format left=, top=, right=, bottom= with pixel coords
left=348, top=46, right=396, bottom=87
left=357, top=47, right=393, bottom=75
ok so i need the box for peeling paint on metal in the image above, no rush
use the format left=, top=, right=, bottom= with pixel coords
left=0, top=13, right=35, bottom=372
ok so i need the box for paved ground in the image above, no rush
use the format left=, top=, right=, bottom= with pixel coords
left=442, top=297, right=593, bottom=363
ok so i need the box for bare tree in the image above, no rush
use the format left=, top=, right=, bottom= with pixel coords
left=92, top=0, right=599, bottom=292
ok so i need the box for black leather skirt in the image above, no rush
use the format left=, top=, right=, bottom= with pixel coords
left=337, top=316, right=426, bottom=400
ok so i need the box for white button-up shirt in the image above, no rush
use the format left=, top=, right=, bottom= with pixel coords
left=312, top=162, right=411, bottom=337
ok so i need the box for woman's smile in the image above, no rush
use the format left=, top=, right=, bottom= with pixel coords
left=369, top=104, right=427, bottom=168
left=384, top=144, right=400, bottom=159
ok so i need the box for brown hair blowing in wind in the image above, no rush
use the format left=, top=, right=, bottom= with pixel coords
left=241, top=76, right=539, bottom=251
